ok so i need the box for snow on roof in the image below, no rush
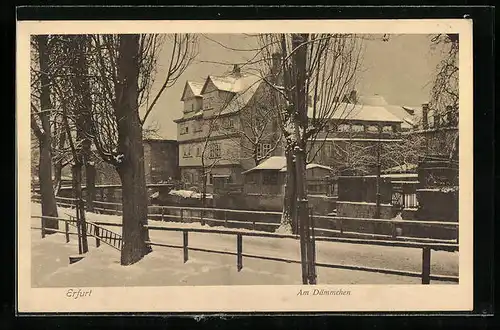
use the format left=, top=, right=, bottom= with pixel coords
left=308, top=102, right=403, bottom=123
left=168, top=189, right=213, bottom=199
left=180, top=81, right=204, bottom=101
left=280, top=163, right=334, bottom=172
left=173, top=110, right=203, bottom=123
left=306, top=163, right=334, bottom=171
left=382, top=163, right=418, bottom=174
left=201, top=72, right=261, bottom=94
left=384, top=105, right=416, bottom=129
left=242, top=156, right=287, bottom=174
left=219, top=75, right=263, bottom=116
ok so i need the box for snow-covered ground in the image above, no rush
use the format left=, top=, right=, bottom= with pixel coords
left=30, top=203, right=459, bottom=287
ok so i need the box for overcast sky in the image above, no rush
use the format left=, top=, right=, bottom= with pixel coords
left=142, top=34, right=445, bottom=139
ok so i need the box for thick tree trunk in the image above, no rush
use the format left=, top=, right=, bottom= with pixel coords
left=39, top=139, right=59, bottom=230
left=115, top=34, right=152, bottom=265
left=36, top=34, right=59, bottom=230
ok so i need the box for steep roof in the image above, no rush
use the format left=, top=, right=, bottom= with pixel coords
left=180, top=81, right=204, bottom=101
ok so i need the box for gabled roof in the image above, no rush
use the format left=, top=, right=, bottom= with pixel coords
left=180, top=81, right=204, bottom=101
left=200, top=73, right=261, bottom=95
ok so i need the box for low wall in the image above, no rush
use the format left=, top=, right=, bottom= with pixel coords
left=337, top=201, right=393, bottom=219
left=416, top=189, right=458, bottom=222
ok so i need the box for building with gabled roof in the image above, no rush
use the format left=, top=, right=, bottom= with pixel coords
left=174, top=64, right=282, bottom=191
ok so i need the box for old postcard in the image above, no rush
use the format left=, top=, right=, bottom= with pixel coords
left=17, top=19, right=473, bottom=313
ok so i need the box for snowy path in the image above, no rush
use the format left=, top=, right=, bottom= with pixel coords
left=30, top=203, right=459, bottom=287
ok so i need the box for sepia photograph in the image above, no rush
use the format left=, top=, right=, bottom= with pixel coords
left=17, top=19, right=473, bottom=313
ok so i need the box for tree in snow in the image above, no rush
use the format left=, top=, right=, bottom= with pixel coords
left=82, top=34, right=197, bottom=265
left=256, top=34, right=364, bottom=234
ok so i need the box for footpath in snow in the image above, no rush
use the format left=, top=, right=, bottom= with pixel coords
left=30, top=203, right=459, bottom=287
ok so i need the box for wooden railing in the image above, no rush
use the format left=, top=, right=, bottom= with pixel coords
left=31, top=197, right=459, bottom=284
left=31, top=194, right=458, bottom=244
left=143, top=225, right=458, bottom=284
left=32, top=214, right=122, bottom=252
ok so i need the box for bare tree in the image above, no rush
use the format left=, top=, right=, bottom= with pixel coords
left=220, top=85, right=283, bottom=167
left=256, top=34, right=363, bottom=234
left=429, top=34, right=459, bottom=123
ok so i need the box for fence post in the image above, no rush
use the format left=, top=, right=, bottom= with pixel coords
left=180, top=208, right=184, bottom=222
left=421, top=246, right=431, bottom=284
left=183, top=230, right=189, bottom=263
left=309, top=208, right=317, bottom=285
left=65, top=221, right=69, bottom=243
left=224, top=211, right=227, bottom=228
left=339, top=219, right=343, bottom=235
left=41, top=217, right=46, bottom=239
left=161, top=207, right=164, bottom=221
left=200, top=209, right=205, bottom=226
left=237, top=233, right=243, bottom=272
left=391, top=223, right=397, bottom=239
left=95, top=225, right=100, bottom=248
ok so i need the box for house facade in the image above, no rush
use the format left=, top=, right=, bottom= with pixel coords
left=175, top=65, right=282, bottom=191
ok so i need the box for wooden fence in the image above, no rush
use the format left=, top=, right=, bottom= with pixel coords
left=31, top=194, right=458, bottom=244
left=31, top=196, right=459, bottom=284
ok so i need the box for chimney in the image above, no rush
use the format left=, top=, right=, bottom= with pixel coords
left=349, top=90, right=358, bottom=103
left=232, top=64, right=241, bottom=77
left=422, top=103, right=429, bottom=129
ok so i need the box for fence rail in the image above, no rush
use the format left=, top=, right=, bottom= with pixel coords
left=31, top=211, right=459, bottom=284
left=31, top=194, right=459, bottom=244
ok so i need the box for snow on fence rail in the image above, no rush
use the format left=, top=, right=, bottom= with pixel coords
left=31, top=195, right=458, bottom=244
left=31, top=211, right=459, bottom=284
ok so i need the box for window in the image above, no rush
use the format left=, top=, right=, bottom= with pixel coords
left=203, top=96, right=214, bottom=110
left=382, top=125, right=393, bottom=133
left=194, top=120, right=203, bottom=132
left=195, top=145, right=201, bottom=157
left=352, top=124, right=365, bottom=132
left=182, top=145, right=192, bottom=158
left=263, top=172, right=278, bottom=185
left=367, top=125, right=380, bottom=133
left=257, top=143, right=272, bottom=159
left=180, top=123, right=189, bottom=135
left=211, top=119, right=220, bottom=131
left=207, top=173, right=214, bottom=185
left=337, top=124, right=350, bottom=132
left=223, top=118, right=235, bottom=129
left=209, top=143, right=221, bottom=159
